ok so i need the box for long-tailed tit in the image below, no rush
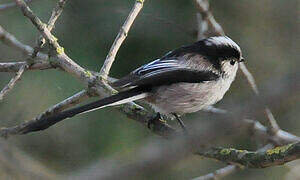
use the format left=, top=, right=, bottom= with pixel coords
left=32, top=36, right=244, bottom=131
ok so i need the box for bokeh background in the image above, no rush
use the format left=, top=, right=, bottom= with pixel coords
left=0, top=0, right=299, bottom=179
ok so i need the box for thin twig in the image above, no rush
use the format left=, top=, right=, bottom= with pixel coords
left=194, top=0, right=224, bottom=39
left=47, top=0, right=67, bottom=31
left=203, top=107, right=300, bottom=145
left=0, top=64, right=27, bottom=101
left=30, top=0, right=68, bottom=59
left=239, top=62, right=280, bottom=134
left=0, top=0, right=33, bottom=11
left=0, top=61, right=53, bottom=72
left=14, top=0, right=90, bottom=82
left=100, top=0, right=145, bottom=79
left=0, top=90, right=89, bottom=138
left=0, top=25, right=47, bottom=60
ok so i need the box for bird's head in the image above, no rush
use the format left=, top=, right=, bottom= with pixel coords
left=193, top=36, right=244, bottom=74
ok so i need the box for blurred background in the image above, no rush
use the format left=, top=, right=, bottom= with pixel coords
left=0, top=0, right=299, bottom=179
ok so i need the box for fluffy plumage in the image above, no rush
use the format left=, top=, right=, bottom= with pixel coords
left=35, top=36, right=243, bottom=128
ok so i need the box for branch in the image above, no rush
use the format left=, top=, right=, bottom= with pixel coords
left=0, top=64, right=27, bottom=100
left=0, top=61, right=53, bottom=72
left=239, top=62, right=280, bottom=134
left=194, top=0, right=224, bottom=39
left=68, top=130, right=299, bottom=180
left=47, top=0, right=67, bottom=31
left=203, top=107, right=300, bottom=145
left=0, top=0, right=33, bottom=11
left=14, top=0, right=90, bottom=82
left=0, top=25, right=48, bottom=60
left=0, top=90, right=89, bottom=137
left=99, top=0, right=144, bottom=79
left=197, top=142, right=300, bottom=168
left=30, top=0, right=67, bottom=59
left=191, top=144, right=273, bottom=180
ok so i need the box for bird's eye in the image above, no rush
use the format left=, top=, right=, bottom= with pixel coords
left=230, top=60, right=235, bottom=65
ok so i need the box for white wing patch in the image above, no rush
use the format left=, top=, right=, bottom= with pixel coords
left=133, top=59, right=183, bottom=76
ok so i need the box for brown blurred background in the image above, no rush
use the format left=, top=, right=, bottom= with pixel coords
left=0, top=0, right=299, bottom=179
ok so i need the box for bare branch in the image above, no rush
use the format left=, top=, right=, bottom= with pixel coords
left=0, top=25, right=48, bottom=61
left=191, top=144, right=275, bottom=180
left=14, top=0, right=90, bottom=82
left=197, top=142, right=300, bottom=168
left=100, top=0, right=145, bottom=79
left=203, top=107, right=300, bottom=145
left=239, top=62, right=259, bottom=95
left=0, top=64, right=26, bottom=100
left=0, top=0, right=33, bottom=11
left=194, top=0, right=224, bottom=39
left=191, top=165, right=239, bottom=180
left=0, top=90, right=89, bottom=137
left=47, top=0, right=67, bottom=31
left=30, top=0, right=68, bottom=59
left=68, top=132, right=299, bottom=180
left=0, top=61, right=53, bottom=72
left=239, top=62, right=280, bottom=134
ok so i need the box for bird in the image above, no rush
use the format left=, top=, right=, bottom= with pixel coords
left=30, top=36, right=244, bottom=132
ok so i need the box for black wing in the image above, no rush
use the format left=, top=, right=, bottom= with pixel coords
left=112, top=57, right=219, bottom=90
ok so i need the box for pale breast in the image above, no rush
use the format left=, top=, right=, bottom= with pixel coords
left=147, top=63, right=238, bottom=115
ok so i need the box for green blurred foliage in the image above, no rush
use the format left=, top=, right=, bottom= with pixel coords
left=0, top=0, right=299, bottom=179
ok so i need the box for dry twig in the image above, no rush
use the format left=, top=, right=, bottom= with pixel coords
left=14, top=0, right=89, bottom=81
left=0, top=64, right=26, bottom=100
left=100, top=0, right=145, bottom=79
left=30, top=0, right=68, bottom=59
left=0, top=61, right=52, bottom=72
left=197, top=142, right=300, bottom=168
left=0, top=0, right=33, bottom=11
left=0, top=25, right=48, bottom=60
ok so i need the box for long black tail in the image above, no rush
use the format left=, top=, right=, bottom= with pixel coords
left=24, top=88, right=147, bottom=133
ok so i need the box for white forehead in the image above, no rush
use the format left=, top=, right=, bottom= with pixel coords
left=205, top=36, right=241, bottom=52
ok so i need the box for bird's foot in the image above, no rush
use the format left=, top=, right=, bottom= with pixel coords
left=172, top=113, right=188, bottom=135
left=147, top=113, right=166, bottom=129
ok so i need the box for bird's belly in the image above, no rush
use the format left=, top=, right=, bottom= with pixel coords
left=147, top=78, right=233, bottom=115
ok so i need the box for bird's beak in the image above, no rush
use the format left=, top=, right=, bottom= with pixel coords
left=239, top=57, right=245, bottom=62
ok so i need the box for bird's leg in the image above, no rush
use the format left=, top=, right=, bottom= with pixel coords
left=172, top=113, right=188, bottom=134
left=147, top=113, right=163, bottom=129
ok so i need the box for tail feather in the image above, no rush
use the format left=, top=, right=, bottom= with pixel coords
left=26, top=88, right=148, bottom=133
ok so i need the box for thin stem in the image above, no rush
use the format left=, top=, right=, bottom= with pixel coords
left=0, top=61, right=52, bottom=72
left=100, top=0, right=144, bottom=79
left=14, top=0, right=91, bottom=82
left=0, top=0, right=33, bottom=11
left=239, top=62, right=280, bottom=134
left=30, top=0, right=68, bottom=59
left=0, top=64, right=27, bottom=101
